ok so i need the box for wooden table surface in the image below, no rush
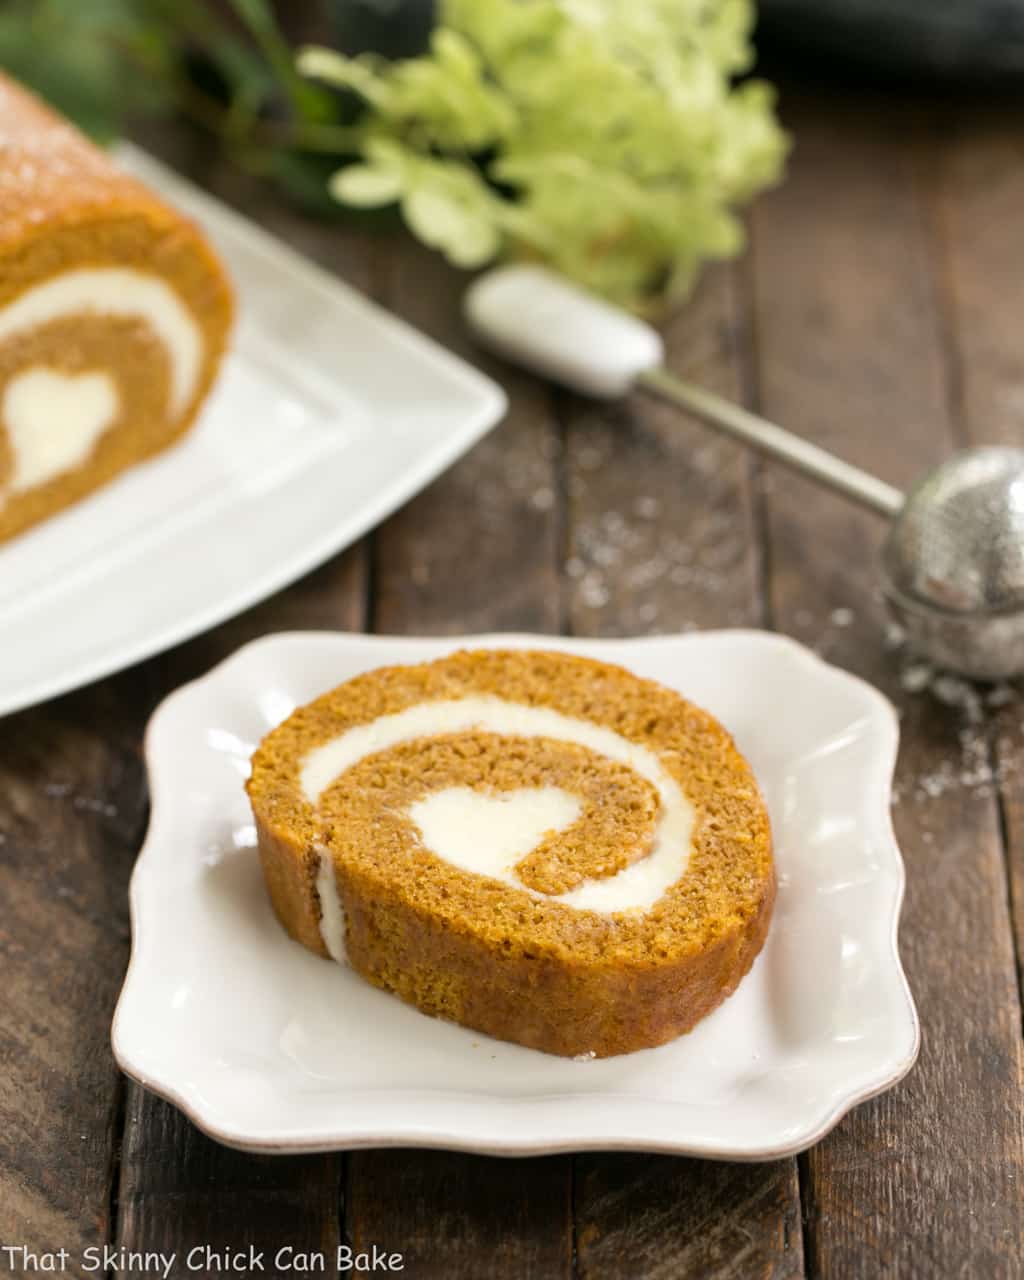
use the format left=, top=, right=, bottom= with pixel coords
left=2, top=80, right=1023, bottom=1279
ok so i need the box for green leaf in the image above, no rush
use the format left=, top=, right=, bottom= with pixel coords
left=226, top=0, right=335, bottom=121
left=403, top=185, right=500, bottom=267
left=297, top=46, right=393, bottom=111
left=330, top=163, right=404, bottom=206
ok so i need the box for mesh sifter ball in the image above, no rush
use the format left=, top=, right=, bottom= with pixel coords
left=882, top=448, right=1024, bottom=680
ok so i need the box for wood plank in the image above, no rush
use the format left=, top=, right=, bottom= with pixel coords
left=562, top=264, right=763, bottom=637
left=749, top=86, right=1024, bottom=1278
left=576, top=1156, right=801, bottom=1280
left=0, top=670, right=151, bottom=1260
left=567, top=262, right=802, bottom=1280
left=117, top=1095, right=344, bottom=1278
left=112, top=148, right=375, bottom=1273
left=371, top=238, right=562, bottom=635
left=347, top=1152, right=571, bottom=1279
left=347, top=235, right=573, bottom=1279
left=932, top=98, right=1024, bottom=997
left=930, top=102, right=1024, bottom=453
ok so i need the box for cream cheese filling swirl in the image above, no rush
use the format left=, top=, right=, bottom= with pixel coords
left=0, top=267, right=202, bottom=501
left=302, top=695, right=695, bottom=927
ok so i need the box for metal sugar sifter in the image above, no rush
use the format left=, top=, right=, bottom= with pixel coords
left=466, top=265, right=1024, bottom=680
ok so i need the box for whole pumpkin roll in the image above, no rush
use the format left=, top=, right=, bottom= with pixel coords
left=247, top=649, right=775, bottom=1058
left=0, top=73, right=233, bottom=544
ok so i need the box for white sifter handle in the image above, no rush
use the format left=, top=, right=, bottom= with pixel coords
left=464, top=265, right=903, bottom=519
left=464, top=264, right=664, bottom=399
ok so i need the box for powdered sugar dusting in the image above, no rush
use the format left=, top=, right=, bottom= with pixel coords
left=892, top=656, right=1020, bottom=806
left=566, top=426, right=752, bottom=632
left=0, top=78, right=138, bottom=239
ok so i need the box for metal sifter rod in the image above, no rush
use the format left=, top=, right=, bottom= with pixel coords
left=638, top=366, right=905, bottom=521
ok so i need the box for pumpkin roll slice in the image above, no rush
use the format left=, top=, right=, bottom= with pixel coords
left=0, top=73, right=233, bottom=545
left=247, top=649, right=775, bottom=1058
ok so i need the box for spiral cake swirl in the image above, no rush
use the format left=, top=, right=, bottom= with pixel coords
left=0, top=74, right=232, bottom=544
left=248, top=649, right=775, bottom=1058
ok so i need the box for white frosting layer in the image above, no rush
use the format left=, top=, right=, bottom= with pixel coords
left=0, top=267, right=201, bottom=415
left=4, top=367, right=118, bottom=492
left=302, top=696, right=695, bottom=915
left=316, top=846, right=348, bottom=964
left=409, top=785, right=583, bottom=884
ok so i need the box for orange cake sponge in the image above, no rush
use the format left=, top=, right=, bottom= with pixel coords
left=247, top=649, right=775, bottom=1058
left=0, top=73, right=233, bottom=544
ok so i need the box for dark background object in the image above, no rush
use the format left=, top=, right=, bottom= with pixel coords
left=329, top=0, right=436, bottom=59
left=758, top=0, right=1024, bottom=80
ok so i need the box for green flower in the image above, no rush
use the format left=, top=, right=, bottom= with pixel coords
left=330, top=140, right=504, bottom=268
left=301, top=0, right=788, bottom=309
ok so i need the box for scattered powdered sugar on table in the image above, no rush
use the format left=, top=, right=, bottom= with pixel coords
left=892, top=657, right=1021, bottom=806
left=569, top=500, right=747, bottom=627
left=566, top=429, right=752, bottom=631
left=907, top=727, right=995, bottom=801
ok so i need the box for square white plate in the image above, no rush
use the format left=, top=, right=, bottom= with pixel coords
left=113, top=630, right=919, bottom=1159
left=0, top=145, right=505, bottom=718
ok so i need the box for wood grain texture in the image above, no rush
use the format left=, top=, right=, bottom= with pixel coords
left=576, top=1157, right=802, bottom=1280
left=931, top=102, right=1024, bottom=453
left=566, top=262, right=803, bottom=1280
left=117, top=1094, right=343, bottom=1277
left=347, top=234, right=573, bottom=1279
left=347, top=1153, right=572, bottom=1280
left=932, top=98, right=1024, bottom=1001
left=749, top=87, right=1024, bottom=1279
left=563, top=263, right=765, bottom=638
left=371, top=236, right=562, bottom=636
left=0, top=672, right=150, bottom=1260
